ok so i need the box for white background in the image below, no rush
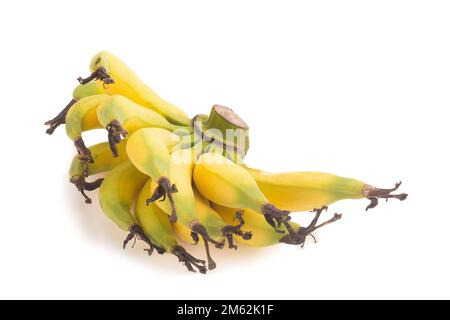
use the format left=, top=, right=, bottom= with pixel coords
left=0, top=0, right=449, bottom=300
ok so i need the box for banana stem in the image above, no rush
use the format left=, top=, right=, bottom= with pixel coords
left=106, top=120, right=128, bottom=158
left=124, top=224, right=166, bottom=255
left=70, top=176, right=103, bottom=204
left=45, top=99, right=77, bottom=135
left=190, top=221, right=225, bottom=271
left=261, top=204, right=292, bottom=234
left=146, top=177, right=178, bottom=223
left=279, top=206, right=342, bottom=247
left=77, top=67, right=114, bottom=86
left=363, top=182, right=408, bottom=211
left=221, top=211, right=253, bottom=249
left=171, top=245, right=207, bottom=274
left=192, top=104, right=250, bottom=159
left=74, top=138, right=93, bottom=164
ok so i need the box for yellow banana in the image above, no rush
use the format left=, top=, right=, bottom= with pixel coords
left=212, top=204, right=341, bottom=247
left=98, top=160, right=165, bottom=254
left=96, top=94, right=191, bottom=158
left=135, top=180, right=207, bottom=273
left=69, top=141, right=128, bottom=203
left=153, top=147, right=229, bottom=270
left=193, top=152, right=298, bottom=238
left=78, top=51, right=191, bottom=126
left=65, top=94, right=110, bottom=162
left=159, top=148, right=251, bottom=268
left=45, top=82, right=106, bottom=135
left=247, top=168, right=408, bottom=212
left=126, top=127, right=182, bottom=223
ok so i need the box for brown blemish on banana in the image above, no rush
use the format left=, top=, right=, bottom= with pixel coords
left=106, top=120, right=128, bottom=157
left=190, top=221, right=225, bottom=270
left=45, top=99, right=78, bottom=135
left=363, top=182, right=408, bottom=211
left=77, top=67, right=114, bottom=86
left=279, top=206, right=342, bottom=247
left=146, top=177, right=178, bottom=223
left=171, top=245, right=207, bottom=274
left=124, top=224, right=166, bottom=255
left=221, top=211, right=253, bottom=250
left=70, top=175, right=104, bottom=204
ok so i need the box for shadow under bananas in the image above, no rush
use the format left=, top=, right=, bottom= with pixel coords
left=64, top=176, right=195, bottom=275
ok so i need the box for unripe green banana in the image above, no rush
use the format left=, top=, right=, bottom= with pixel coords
left=98, top=160, right=165, bottom=254
left=135, top=180, right=207, bottom=274
left=69, top=141, right=128, bottom=203
left=78, top=51, right=191, bottom=126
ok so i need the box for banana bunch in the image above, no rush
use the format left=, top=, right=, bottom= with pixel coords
left=46, top=51, right=408, bottom=273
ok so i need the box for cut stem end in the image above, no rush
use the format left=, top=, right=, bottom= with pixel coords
left=363, top=182, right=408, bottom=211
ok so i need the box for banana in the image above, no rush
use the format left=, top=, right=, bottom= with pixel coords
left=126, top=127, right=182, bottom=223
left=45, top=82, right=106, bottom=135
left=151, top=147, right=229, bottom=270
left=65, top=94, right=110, bottom=162
left=96, top=95, right=191, bottom=158
left=135, top=180, right=207, bottom=273
left=160, top=148, right=251, bottom=267
left=212, top=204, right=341, bottom=247
left=78, top=51, right=191, bottom=126
left=247, top=168, right=408, bottom=212
left=193, top=152, right=299, bottom=238
left=69, top=141, right=128, bottom=203
left=98, top=160, right=165, bottom=254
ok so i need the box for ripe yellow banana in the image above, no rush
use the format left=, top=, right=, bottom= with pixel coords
left=98, top=160, right=165, bottom=254
left=193, top=152, right=298, bottom=240
left=78, top=51, right=191, bottom=126
left=45, top=82, right=106, bottom=135
left=212, top=204, right=341, bottom=247
left=247, top=168, right=408, bottom=212
left=153, top=147, right=228, bottom=270
left=96, top=94, right=191, bottom=158
left=126, top=127, right=182, bottom=223
left=135, top=180, right=207, bottom=273
left=64, top=93, right=191, bottom=162
left=69, top=141, right=128, bottom=203
left=65, top=94, right=110, bottom=162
